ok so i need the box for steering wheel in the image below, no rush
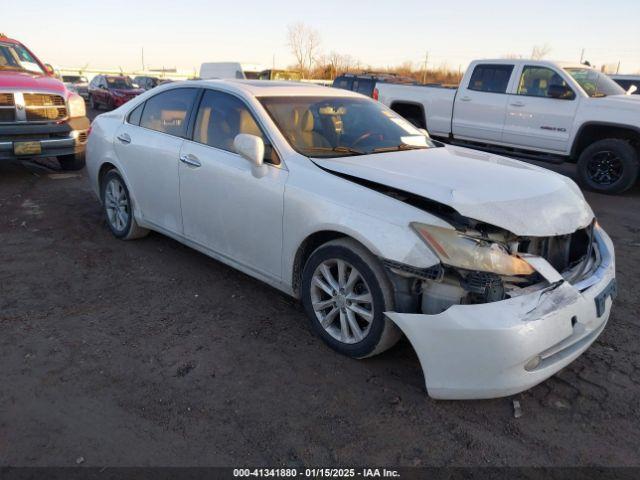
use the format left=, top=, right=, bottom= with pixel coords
left=351, top=132, right=383, bottom=147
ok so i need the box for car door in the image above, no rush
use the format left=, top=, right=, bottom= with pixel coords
left=452, top=63, right=515, bottom=142
left=113, top=87, right=200, bottom=233
left=178, top=89, right=287, bottom=279
left=501, top=65, right=579, bottom=153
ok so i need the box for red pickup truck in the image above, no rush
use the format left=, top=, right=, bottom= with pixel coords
left=0, top=34, right=89, bottom=170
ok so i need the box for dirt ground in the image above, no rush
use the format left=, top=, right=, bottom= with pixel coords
left=1, top=109, right=639, bottom=467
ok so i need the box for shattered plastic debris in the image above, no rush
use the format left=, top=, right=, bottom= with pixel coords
left=513, top=399, right=523, bottom=418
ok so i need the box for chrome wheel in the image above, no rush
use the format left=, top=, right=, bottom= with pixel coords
left=104, top=177, right=130, bottom=232
left=310, top=259, right=374, bottom=344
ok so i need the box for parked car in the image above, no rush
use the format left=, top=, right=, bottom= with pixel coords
left=62, top=74, right=89, bottom=99
left=87, top=80, right=615, bottom=400
left=333, top=72, right=416, bottom=97
left=609, top=74, right=640, bottom=95
left=88, top=75, right=144, bottom=110
left=375, top=59, right=640, bottom=194
left=0, top=33, right=89, bottom=170
left=133, top=75, right=160, bottom=90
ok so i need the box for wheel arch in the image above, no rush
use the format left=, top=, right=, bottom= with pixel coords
left=571, top=122, right=640, bottom=159
left=389, top=100, right=428, bottom=130
left=291, top=229, right=383, bottom=297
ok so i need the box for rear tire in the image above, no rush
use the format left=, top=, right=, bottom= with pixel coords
left=576, top=139, right=639, bottom=194
left=58, top=152, right=86, bottom=171
left=301, top=238, right=401, bottom=359
left=101, top=169, right=149, bottom=240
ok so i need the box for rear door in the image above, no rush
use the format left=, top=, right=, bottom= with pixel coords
left=502, top=65, right=578, bottom=153
left=452, top=63, right=515, bottom=142
left=113, top=87, right=200, bottom=233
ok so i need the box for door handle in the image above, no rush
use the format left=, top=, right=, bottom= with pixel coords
left=116, top=133, right=131, bottom=144
left=180, top=154, right=202, bottom=168
left=459, top=96, right=472, bottom=102
left=510, top=101, right=525, bottom=107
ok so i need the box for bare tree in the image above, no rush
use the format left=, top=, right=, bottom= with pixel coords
left=531, top=44, right=552, bottom=60
left=287, top=22, right=321, bottom=78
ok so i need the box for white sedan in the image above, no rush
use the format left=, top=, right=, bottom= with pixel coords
left=86, top=80, right=616, bottom=399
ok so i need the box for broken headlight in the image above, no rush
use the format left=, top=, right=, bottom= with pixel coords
left=411, top=223, right=534, bottom=276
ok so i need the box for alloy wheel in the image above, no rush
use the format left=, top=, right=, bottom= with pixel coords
left=310, top=259, right=374, bottom=344
left=104, top=178, right=130, bottom=232
left=587, top=150, right=624, bottom=185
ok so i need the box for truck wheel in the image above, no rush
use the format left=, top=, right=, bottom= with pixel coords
left=577, top=139, right=639, bottom=194
left=58, top=152, right=86, bottom=171
left=301, top=238, right=401, bottom=359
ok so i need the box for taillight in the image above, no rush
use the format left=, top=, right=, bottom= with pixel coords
left=372, top=88, right=379, bottom=100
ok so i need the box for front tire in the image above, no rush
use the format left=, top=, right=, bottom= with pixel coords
left=88, top=94, right=98, bottom=110
left=576, top=139, right=639, bottom=194
left=301, top=238, right=401, bottom=358
left=101, top=170, right=149, bottom=240
left=58, top=152, right=86, bottom=171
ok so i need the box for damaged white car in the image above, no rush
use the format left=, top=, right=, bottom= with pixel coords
left=86, top=81, right=616, bottom=399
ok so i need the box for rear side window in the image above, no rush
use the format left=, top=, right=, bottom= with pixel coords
left=355, top=78, right=374, bottom=96
left=333, top=77, right=353, bottom=90
left=127, top=102, right=145, bottom=125
left=468, top=64, right=514, bottom=93
left=139, top=88, right=198, bottom=137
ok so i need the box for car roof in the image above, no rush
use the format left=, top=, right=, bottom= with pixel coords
left=185, top=79, right=359, bottom=98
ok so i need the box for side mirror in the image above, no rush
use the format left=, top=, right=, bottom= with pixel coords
left=627, top=85, right=638, bottom=95
left=548, top=84, right=574, bottom=100
left=234, top=133, right=265, bottom=168
left=44, top=63, right=55, bottom=76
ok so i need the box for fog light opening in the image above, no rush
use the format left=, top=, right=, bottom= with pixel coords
left=524, top=355, right=542, bottom=371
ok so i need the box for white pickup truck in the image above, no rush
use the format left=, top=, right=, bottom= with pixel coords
left=375, top=59, right=640, bottom=194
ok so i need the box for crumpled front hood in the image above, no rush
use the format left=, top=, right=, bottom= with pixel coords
left=313, top=146, right=594, bottom=237
left=0, top=70, right=67, bottom=95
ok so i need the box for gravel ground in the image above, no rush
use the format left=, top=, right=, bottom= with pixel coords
left=0, top=109, right=639, bottom=467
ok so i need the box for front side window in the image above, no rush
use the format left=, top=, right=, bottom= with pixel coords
left=139, top=88, right=198, bottom=137
left=517, top=66, right=574, bottom=99
left=564, top=67, right=625, bottom=97
left=259, top=96, right=434, bottom=158
left=0, top=42, right=44, bottom=74
left=194, top=90, right=266, bottom=151
left=468, top=64, right=514, bottom=93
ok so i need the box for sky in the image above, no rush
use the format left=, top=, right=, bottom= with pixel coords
left=4, top=0, right=640, bottom=74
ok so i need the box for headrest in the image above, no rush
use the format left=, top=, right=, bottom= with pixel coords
left=301, top=110, right=314, bottom=132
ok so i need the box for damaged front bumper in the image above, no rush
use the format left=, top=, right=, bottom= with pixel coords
left=385, top=226, right=616, bottom=400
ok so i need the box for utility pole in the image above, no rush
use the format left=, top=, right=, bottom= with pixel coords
left=422, top=51, right=429, bottom=84
left=580, top=48, right=585, bottom=64
left=273, top=53, right=275, bottom=70
left=141, top=47, right=145, bottom=71
left=616, top=60, right=620, bottom=74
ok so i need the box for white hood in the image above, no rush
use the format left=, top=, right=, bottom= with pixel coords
left=314, top=146, right=594, bottom=237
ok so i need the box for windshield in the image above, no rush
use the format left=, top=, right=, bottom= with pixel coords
left=564, top=68, right=625, bottom=97
left=106, top=77, right=135, bottom=89
left=63, top=75, right=87, bottom=83
left=259, top=96, right=434, bottom=157
left=0, top=42, right=44, bottom=74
